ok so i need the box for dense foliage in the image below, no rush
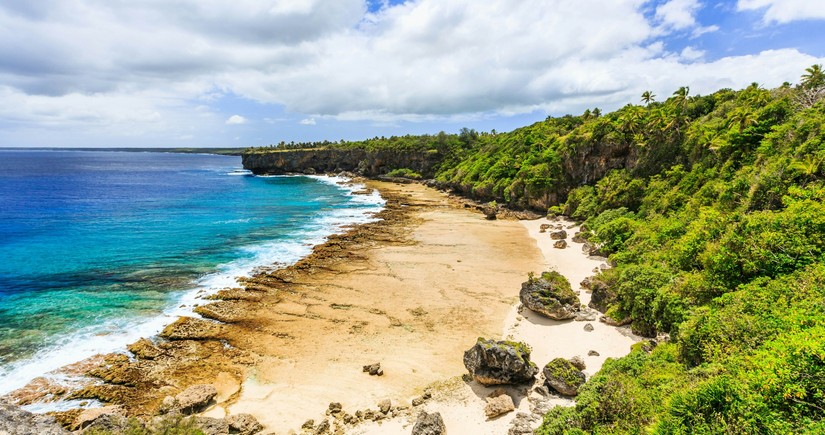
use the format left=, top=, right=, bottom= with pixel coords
left=247, top=67, right=825, bottom=432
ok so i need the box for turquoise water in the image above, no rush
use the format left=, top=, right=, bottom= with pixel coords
left=0, top=150, right=383, bottom=393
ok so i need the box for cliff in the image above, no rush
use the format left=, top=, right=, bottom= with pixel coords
left=242, top=148, right=442, bottom=178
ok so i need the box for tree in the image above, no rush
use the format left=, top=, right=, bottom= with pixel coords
left=801, top=64, right=825, bottom=89
left=641, top=91, right=656, bottom=105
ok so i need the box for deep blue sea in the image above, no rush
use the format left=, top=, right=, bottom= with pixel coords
left=0, top=150, right=383, bottom=394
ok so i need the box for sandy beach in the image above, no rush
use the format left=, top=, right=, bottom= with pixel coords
left=5, top=180, right=639, bottom=434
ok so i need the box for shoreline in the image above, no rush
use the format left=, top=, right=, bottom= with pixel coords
left=5, top=180, right=639, bottom=434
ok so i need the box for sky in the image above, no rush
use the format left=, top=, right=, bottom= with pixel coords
left=0, top=0, right=824, bottom=148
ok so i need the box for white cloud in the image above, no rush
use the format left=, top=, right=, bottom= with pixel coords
left=0, top=0, right=823, bottom=147
left=655, top=0, right=701, bottom=30
left=680, top=46, right=706, bottom=61
left=738, top=0, right=825, bottom=24
left=225, top=115, right=247, bottom=125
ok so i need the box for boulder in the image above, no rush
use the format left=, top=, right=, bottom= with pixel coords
left=539, top=224, right=551, bottom=233
left=588, top=350, right=600, bottom=356
left=363, top=362, right=383, bottom=376
left=583, top=323, right=594, bottom=332
left=175, top=384, right=217, bottom=414
left=411, top=411, right=446, bottom=435
left=553, top=240, right=567, bottom=249
left=378, top=399, right=392, bottom=414
left=0, top=401, right=67, bottom=435
left=543, top=358, right=586, bottom=396
left=568, top=356, right=586, bottom=371
left=463, top=338, right=538, bottom=386
left=588, top=278, right=616, bottom=313
left=191, top=417, right=229, bottom=435
left=73, top=406, right=124, bottom=430
left=226, top=413, right=263, bottom=435
left=549, top=230, right=567, bottom=240
left=484, top=394, right=515, bottom=418
left=571, top=232, right=587, bottom=243
left=519, top=271, right=580, bottom=320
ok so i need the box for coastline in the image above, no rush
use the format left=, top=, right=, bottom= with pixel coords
left=5, top=179, right=639, bottom=434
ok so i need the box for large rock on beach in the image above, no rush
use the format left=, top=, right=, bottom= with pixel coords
left=463, top=338, right=539, bottom=386
left=226, top=413, right=263, bottom=435
left=412, top=411, right=446, bottom=435
left=175, top=384, right=217, bottom=414
left=549, top=230, right=567, bottom=240
left=587, top=276, right=617, bottom=313
left=0, top=400, right=68, bottom=435
left=519, top=271, right=580, bottom=320
left=542, top=358, right=586, bottom=396
left=485, top=393, right=515, bottom=418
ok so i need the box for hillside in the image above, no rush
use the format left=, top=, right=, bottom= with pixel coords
left=243, top=67, right=825, bottom=433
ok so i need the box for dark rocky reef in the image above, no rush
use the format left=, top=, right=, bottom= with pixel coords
left=242, top=148, right=441, bottom=178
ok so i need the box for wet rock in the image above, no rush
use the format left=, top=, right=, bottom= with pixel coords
left=127, top=338, right=163, bottom=360
left=463, top=338, right=538, bottom=386
left=411, top=411, right=446, bottom=435
left=0, top=401, right=67, bottom=435
left=159, top=317, right=225, bottom=340
left=485, top=394, right=515, bottom=418
left=519, top=271, right=580, bottom=320
left=175, top=384, right=217, bottom=414
left=549, top=230, right=567, bottom=240
left=226, top=413, right=263, bottom=435
left=543, top=358, right=586, bottom=396
left=553, top=240, right=567, bottom=249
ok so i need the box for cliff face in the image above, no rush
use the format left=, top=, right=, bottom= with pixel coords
left=242, top=149, right=442, bottom=177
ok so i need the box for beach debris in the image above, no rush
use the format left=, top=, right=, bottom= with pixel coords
left=549, top=230, right=567, bottom=240
left=485, top=389, right=515, bottom=418
left=412, top=411, right=446, bottom=435
left=327, top=402, right=343, bottom=414
left=463, top=338, right=539, bottom=386
left=584, top=323, right=594, bottom=332
left=553, top=240, right=567, bottom=249
left=363, top=362, right=384, bottom=376
left=226, top=413, right=263, bottom=435
left=412, top=391, right=432, bottom=406
left=588, top=350, right=600, bottom=356
left=569, top=356, right=586, bottom=371
left=543, top=358, right=586, bottom=396
left=0, top=401, right=67, bottom=435
left=539, top=223, right=551, bottom=233
left=302, top=419, right=315, bottom=429
left=127, top=337, right=164, bottom=360
left=520, top=271, right=580, bottom=320
left=174, top=384, right=217, bottom=414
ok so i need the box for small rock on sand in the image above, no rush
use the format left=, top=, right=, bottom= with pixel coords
left=485, top=393, right=515, bottom=418
left=412, top=411, right=446, bottom=435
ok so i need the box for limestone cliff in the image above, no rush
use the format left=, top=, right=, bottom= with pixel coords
left=242, top=148, right=441, bottom=177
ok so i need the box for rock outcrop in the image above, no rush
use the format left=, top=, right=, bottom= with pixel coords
left=412, top=411, right=446, bottom=435
left=226, top=413, right=263, bottom=435
left=519, top=271, right=580, bottom=320
left=463, top=338, right=539, bottom=386
left=0, top=401, right=67, bottom=435
left=243, top=149, right=441, bottom=178
left=543, top=358, right=586, bottom=396
left=174, top=384, right=217, bottom=414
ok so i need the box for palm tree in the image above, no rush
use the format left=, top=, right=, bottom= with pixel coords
left=801, top=64, right=825, bottom=89
left=641, top=91, right=656, bottom=105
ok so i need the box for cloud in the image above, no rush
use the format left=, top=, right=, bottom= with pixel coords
left=0, top=0, right=823, bottom=147
left=226, top=115, right=248, bottom=125
left=655, top=0, right=701, bottom=30
left=737, top=0, right=825, bottom=24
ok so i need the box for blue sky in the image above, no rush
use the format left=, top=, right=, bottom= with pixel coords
left=0, top=0, right=823, bottom=148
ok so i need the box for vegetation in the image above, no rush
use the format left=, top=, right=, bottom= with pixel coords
left=246, top=66, right=825, bottom=432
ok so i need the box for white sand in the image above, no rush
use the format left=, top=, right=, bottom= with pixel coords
left=351, top=218, right=639, bottom=435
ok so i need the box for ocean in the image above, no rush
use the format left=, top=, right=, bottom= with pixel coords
left=0, top=150, right=383, bottom=395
